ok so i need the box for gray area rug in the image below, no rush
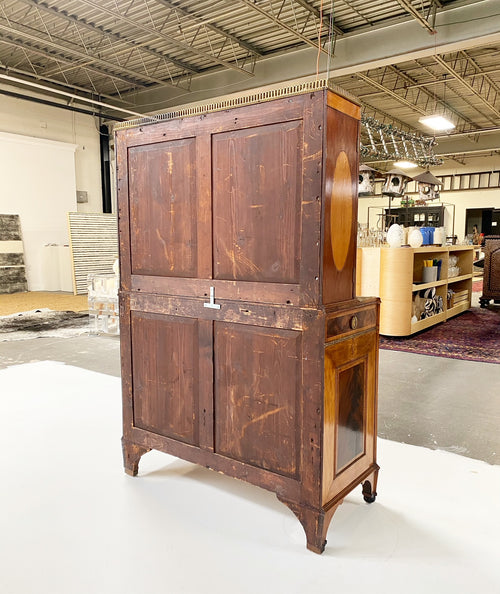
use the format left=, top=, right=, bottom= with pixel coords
left=0, top=309, right=89, bottom=341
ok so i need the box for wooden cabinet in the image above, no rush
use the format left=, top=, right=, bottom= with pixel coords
left=357, top=245, right=474, bottom=336
left=480, top=236, right=500, bottom=307
left=116, top=82, right=380, bottom=554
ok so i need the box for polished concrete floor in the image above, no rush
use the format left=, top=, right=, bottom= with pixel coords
left=1, top=360, right=499, bottom=594
left=0, top=328, right=499, bottom=465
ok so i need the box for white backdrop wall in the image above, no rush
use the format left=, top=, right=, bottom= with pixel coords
left=0, top=91, right=102, bottom=213
left=0, top=131, right=77, bottom=291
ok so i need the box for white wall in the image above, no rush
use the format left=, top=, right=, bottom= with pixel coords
left=358, top=157, right=500, bottom=242
left=0, top=90, right=102, bottom=213
left=0, top=131, right=77, bottom=291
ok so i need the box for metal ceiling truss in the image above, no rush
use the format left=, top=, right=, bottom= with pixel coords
left=394, top=0, right=440, bottom=34
left=18, top=0, right=197, bottom=80
left=238, top=0, right=340, bottom=55
left=75, top=0, right=257, bottom=76
left=0, top=6, right=195, bottom=96
left=154, top=0, right=262, bottom=57
left=357, top=63, right=478, bottom=132
left=434, top=53, right=500, bottom=121
left=0, top=22, right=169, bottom=89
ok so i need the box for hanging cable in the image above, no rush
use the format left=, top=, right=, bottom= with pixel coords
left=326, top=0, right=335, bottom=81
left=316, top=0, right=324, bottom=80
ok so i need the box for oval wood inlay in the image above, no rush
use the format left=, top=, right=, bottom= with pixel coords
left=330, top=151, right=353, bottom=272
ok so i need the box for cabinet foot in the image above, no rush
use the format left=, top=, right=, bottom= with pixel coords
left=122, top=438, right=150, bottom=476
left=278, top=497, right=340, bottom=554
left=479, top=297, right=490, bottom=308
left=362, top=467, right=379, bottom=504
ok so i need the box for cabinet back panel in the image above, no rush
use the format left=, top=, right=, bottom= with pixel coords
left=128, top=139, right=198, bottom=278
left=212, top=121, right=302, bottom=284
left=214, top=322, right=301, bottom=479
left=131, top=312, right=199, bottom=445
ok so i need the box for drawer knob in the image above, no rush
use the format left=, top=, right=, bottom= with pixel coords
left=350, top=315, right=358, bottom=330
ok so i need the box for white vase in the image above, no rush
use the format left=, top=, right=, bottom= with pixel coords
left=408, top=228, right=423, bottom=248
left=387, top=224, right=404, bottom=248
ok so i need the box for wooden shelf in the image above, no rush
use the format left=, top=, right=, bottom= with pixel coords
left=448, top=273, right=473, bottom=284
left=357, top=245, right=474, bottom=337
left=411, top=311, right=447, bottom=333
left=412, top=279, right=447, bottom=291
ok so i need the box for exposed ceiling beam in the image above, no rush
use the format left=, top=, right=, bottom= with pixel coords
left=238, top=0, right=333, bottom=55
left=0, top=30, right=151, bottom=89
left=75, top=0, right=256, bottom=75
left=357, top=72, right=428, bottom=115
left=0, top=72, right=151, bottom=118
left=18, top=0, right=199, bottom=75
left=0, top=87, right=127, bottom=121
left=291, top=0, right=344, bottom=35
left=434, top=55, right=500, bottom=119
left=0, top=62, right=135, bottom=104
left=386, top=64, right=478, bottom=130
left=153, top=0, right=262, bottom=56
left=394, top=0, right=438, bottom=34
left=355, top=63, right=478, bottom=133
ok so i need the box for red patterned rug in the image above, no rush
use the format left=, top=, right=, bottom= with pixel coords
left=472, top=279, right=483, bottom=293
left=379, top=306, right=500, bottom=364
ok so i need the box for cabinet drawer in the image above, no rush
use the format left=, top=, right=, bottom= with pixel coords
left=325, top=304, right=377, bottom=342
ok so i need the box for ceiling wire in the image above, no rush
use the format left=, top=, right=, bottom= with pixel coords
left=326, top=0, right=335, bottom=81
left=316, top=0, right=324, bottom=80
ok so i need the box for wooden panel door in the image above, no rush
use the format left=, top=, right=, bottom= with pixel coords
left=212, top=121, right=303, bottom=284
left=130, top=311, right=212, bottom=448
left=214, top=321, right=302, bottom=479
left=128, top=139, right=198, bottom=278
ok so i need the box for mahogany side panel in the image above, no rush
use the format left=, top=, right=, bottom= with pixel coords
left=322, top=100, right=360, bottom=304
left=214, top=322, right=301, bottom=479
left=130, top=311, right=200, bottom=446
left=128, top=138, right=198, bottom=278
left=212, top=121, right=302, bottom=284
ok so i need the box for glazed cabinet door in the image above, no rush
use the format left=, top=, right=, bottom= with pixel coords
left=322, top=327, right=378, bottom=505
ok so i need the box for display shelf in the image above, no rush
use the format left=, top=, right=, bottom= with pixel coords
left=448, top=273, right=473, bottom=284
left=357, top=245, right=474, bottom=336
left=411, top=311, right=447, bottom=333
left=447, top=302, right=470, bottom=319
left=412, top=279, right=447, bottom=291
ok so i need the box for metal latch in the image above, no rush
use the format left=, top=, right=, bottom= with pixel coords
left=203, top=286, right=221, bottom=310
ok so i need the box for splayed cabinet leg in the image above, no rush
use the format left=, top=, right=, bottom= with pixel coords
left=122, top=438, right=150, bottom=476
left=279, top=498, right=340, bottom=554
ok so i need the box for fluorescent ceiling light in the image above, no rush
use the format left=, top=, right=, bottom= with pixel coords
left=419, top=115, right=455, bottom=131
left=393, top=160, right=418, bottom=169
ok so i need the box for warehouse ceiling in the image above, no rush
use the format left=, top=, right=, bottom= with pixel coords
left=0, top=0, right=499, bottom=164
